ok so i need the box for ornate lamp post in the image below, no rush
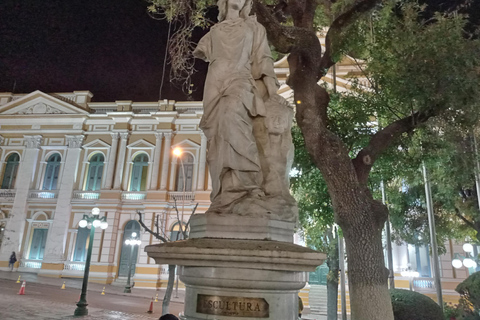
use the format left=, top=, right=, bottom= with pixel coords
left=74, top=207, right=108, bottom=316
left=124, top=232, right=141, bottom=293
left=173, top=147, right=186, bottom=298
left=452, top=243, right=478, bottom=270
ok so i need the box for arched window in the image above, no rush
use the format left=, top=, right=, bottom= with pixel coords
left=118, top=220, right=141, bottom=277
left=85, top=153, right=104, bottom=191
left=73, top=227, right=89, bottom=262
left=129, top=154, right=149, bottom=191
left=43, top=154, right=61, bottom=190
left=176, top=153, right=194, bottom=191
left=1, top=153, right=20, bottom=189
left=170, top=221, right=188, bottom=241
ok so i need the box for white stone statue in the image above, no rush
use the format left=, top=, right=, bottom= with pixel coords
left=194, top=0, right=297, bottom=221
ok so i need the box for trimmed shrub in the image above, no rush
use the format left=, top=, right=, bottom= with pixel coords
left=455, top=271, right=480, bottom=320
left=390, top=289, right=444, bottom=320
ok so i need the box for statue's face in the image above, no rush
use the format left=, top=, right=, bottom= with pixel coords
left=266, top=113, right=288, bottom=134
left=228, top=0, right=246, bottom=11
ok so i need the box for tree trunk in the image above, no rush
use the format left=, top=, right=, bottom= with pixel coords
left=341, top=205, right=393, bottom=320
left=327, top=277, right=339, bottom=320
left=162, top=264, right=176, bottom=315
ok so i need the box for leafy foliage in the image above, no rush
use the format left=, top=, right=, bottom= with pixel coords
left=456, top=271, right=480, bottom=320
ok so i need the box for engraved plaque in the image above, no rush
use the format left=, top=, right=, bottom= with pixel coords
left=196, top=294, right=269, bottom=318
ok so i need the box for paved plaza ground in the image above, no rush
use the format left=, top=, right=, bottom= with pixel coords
left=0, top=270, right=329, bottom=319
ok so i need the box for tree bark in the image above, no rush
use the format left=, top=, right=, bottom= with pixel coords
left=252, top=1, right=404, bottom=319
left=162, top=264, right=176, bottom=315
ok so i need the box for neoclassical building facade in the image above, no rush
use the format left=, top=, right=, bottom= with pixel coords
left=0, top=90, right=210, bottom=287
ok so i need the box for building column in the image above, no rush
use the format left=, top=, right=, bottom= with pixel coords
left=40, top=135, right=84, bottom=272
left=99, top=211, right=120, bottom=264
left=197, top=132, right=207, bottom=190
left=150, top=132, right=163, bottom=190
left=160, top=132, right=173, bottom=190
left=104, top=133, right=119, bottom=189
left=207, top=168, right=212, bottom=191
left=113, top=132, right=129, bottom=190
left=0, top=135, right=5, bottom=182
left=0, top=135, right=42, bottom=264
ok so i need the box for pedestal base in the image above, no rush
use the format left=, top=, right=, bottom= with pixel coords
left=146, top=238, right=325, bottom=320
left=189, top=214, right=295, bottom=242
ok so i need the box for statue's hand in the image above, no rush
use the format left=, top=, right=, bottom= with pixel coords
left=267, top=94, right=288, bottom=107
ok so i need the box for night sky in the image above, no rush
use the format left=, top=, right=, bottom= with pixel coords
left=0, top=0, right=478, bottom=102
left=0, top=0, right=209, bottom=102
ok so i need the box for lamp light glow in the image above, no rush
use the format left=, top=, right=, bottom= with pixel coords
left=79, top=220, right=88, bottom=228
left=463, top=243, right=474, bottom=253
left=173, top=147, right=182, bottom=157
left=92, top=207, right=100, bottom=215
left=452, top=259, right=463, bottom=269
left=132, top=232, right=137, bottom=238
left=463, top=258, right=475, bottom=268
left=100, top=221, right=108, bottom=229
left=92, top=219, right=101, bottom=228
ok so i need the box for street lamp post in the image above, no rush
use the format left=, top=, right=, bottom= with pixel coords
left=173, top=147, right=186, bottom=298
left=74, top=207, right=108, bottom=316
left=124, top=232, right=141, bottom=293
left=452, top=243, right=478, bottom=271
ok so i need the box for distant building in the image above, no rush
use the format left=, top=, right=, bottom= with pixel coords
left=0, top=90, right=209, bottom=287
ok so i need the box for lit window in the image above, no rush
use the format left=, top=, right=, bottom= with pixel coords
left=43, top=154, right=61, bottom=190
left=84, top=153, right=104, bottom=191
left=1, top=153, right=20, bottom=189
left=176, top=153, right=194, bottom=192
left=129, top=154, right=149, bottom=191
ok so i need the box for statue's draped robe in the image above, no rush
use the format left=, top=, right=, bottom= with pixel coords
left=194, top=17, right=276, bottom=208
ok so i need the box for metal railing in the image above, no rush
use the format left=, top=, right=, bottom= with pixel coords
left=20, top=260, right=42, bottom=269
left=413, top=278, right=435, bottom=290
left=64, top=261, right=86, bottom=271
left=168, top=191, right=195, bottom=201
left=73, top=191, right=100, bottom=200
left=29, top=190, right=59, bottom=199
left=121, top=192, right=147, bottom=201
left=0, top=189, right=16, bottom=200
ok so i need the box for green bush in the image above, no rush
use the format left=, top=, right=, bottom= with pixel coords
left=390, top=289, right=444, bottom=320
left=455, top=271, right=480, bottom=320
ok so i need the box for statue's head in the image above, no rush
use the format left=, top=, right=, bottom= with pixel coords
left=217, top=0, right=252, bottom=22
left=265, top=102, right=293, bottom=135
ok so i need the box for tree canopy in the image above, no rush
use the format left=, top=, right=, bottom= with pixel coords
left=146, top=0, right=480, bottom=319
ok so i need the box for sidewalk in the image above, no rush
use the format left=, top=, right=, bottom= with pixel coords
left=0, top=270, right=185, bottom=303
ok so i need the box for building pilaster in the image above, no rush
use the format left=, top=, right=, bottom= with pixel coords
left=0, top=135, right=42, bottom=265
left=197, top=132, right=207, bottom=190
left=40, top=135, right=84, bottom=273
left=113, top=132, right=129, bottom=190
left=150, top=132, right=163, bottom=190
left=160, top=132, right=173, bottom=190
left=104, top=133, right=119, bottom=189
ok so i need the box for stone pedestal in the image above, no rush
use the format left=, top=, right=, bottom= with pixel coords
left=189, top=214, right=295, bottom=242
left=145, top=237, right=325, bottom=320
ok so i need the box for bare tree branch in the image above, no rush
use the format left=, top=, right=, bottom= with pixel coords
left=454, top=207, right=479, bottom=232
left=320, top=0, right=381, bottom=71
left=184, top=203, right=199, bottom=231
left=352, top=107, right=437, bottom=184
left=253, top=0, right=298, bottom=53
left=136, top=210, right=169, bottom=243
